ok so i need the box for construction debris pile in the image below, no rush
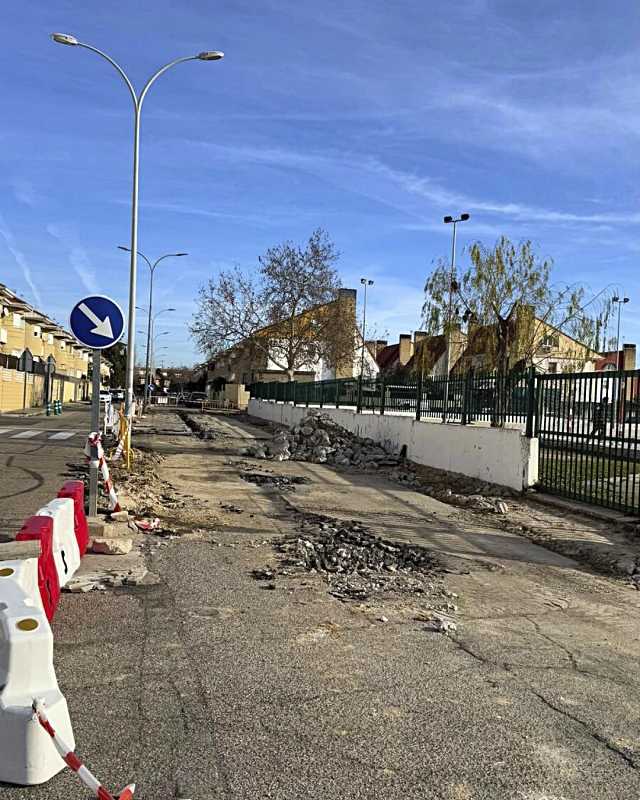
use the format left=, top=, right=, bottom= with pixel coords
left=257, top=513, right=448, bottom=603
left=241, top=471, right=310, bottom=490
left=243, top=411, right=403, bottom=469
left=243, top=411, right=512, bottom=513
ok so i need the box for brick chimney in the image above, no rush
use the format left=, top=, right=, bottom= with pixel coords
left=623, top=343, right=636, bottom=370
left=413, top=331, right=427, bottom=344
left=398, top=334, right=413, bottom=366
left=375, top=339, right=388, bottom=357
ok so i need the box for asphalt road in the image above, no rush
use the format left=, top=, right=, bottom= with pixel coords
left=0, top=404, right=91, bottom=536
left=2, top=409, right=639, bottom=800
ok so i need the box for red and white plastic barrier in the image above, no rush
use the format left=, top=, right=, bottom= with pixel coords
left=0, top=558, right=74, bottom=784
left=33, top=699, right=135, bottom=799
left=0, top=480, right=88, bottom=785
left=85, top=432, right=121, bottom=512
left=16, top=516, right=60, bottom=622
left=36, top=498, right=81, bottom=588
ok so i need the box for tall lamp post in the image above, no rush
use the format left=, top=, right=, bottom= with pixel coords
left=120, top=246, right=186, bottom=406
left=359, top=278, right=374, bottom=378
left=442, top=213, right=470, bottom=421
left=51, top=33, right=223, bottom=423
left=612, top=295, right=630, bottom=367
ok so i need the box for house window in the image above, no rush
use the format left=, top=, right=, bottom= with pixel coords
left=540, top=334, right=559, bottom=350
left=13, top=312, right=23, bottom=329
left=548, top=362, right=558, bottom=373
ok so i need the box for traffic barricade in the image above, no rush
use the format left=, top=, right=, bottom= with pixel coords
left=16, top=516, right=60, bottom=622
left=36, top=498, right=80, bottom=587
left=57, top=480, right=89, bottom=557
left=0, top=554, right=74, bottom=785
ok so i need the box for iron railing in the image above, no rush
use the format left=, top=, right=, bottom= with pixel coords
left=536, top=368, right=640, bottom=513
left=248, top=370, right=534, bottom=428
left=249, top=367, right=640, bottom=515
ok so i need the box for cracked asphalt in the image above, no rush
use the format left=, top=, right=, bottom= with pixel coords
left=4, top=408, right=640, bottom=799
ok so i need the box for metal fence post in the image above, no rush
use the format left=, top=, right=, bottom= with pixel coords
left=319, top=380, right=324, bottom=408
left=525, top=365, right=536, bottom=438
left=305, top=381, right=310, bottom=407
left=461, top=372, right=470, bottom=425
left=416, top=372, right=423, bottom=421
left=379, top=376, right=386, bottom=415
left=336, top=379, right=340, bottom=409
left=356, top=374, right=363, bottom=414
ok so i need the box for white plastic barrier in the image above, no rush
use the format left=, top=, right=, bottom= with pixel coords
left=0, top=558, right=74, bottom=784
left=36, top=498, right=80, bottom=588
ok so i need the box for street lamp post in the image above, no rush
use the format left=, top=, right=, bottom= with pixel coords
left=51, top=33, right=223, bottom=423
left=359, top=278, right=374, bottom=378
left=442, top=213, right=470, bottom=422
left=611, top=294, right=630, bottom=432
left=357, top=278, right=374, bottom=413
left=612, top=295, right=630, bottom=367
left=120, top=247, right=186, bottom=406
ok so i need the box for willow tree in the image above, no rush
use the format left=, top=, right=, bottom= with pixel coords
left=190, top=229, right=356, bottom=381
left=421, top=236, right=613, bottom=424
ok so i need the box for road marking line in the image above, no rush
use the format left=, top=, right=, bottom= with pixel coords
left=48, top=431, right=77, bottom=440
left=11, top=430, right=44, bottom=439
left=0, top=428, right=14, bottom=435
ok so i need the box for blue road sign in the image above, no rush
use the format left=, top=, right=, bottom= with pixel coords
left=69, top=295, right=125, bottom=350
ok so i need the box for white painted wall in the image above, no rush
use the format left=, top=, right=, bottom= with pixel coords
left=249, top=399, right=538, bottom=491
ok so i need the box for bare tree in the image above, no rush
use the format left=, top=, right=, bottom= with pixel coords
left=191, top=229, right=356, bottom=380
left=421, top=236, right=614, bottom=426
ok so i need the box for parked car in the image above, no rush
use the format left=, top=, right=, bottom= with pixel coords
left=185, top=391, right=208, bottom=408
left=99, top=389, right=111, bottom=404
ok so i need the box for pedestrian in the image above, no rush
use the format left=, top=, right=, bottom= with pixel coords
left=589, top=395, right=608, bottom=441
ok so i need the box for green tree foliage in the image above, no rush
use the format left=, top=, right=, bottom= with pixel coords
left=103, top=342, right=127, bottom=387
left=422, top=236, right=613, bottom=377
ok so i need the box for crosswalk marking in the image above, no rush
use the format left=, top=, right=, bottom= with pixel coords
left=0, top=428, right=80, bottom=441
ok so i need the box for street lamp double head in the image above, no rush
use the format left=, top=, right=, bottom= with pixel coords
left=51, top=32, right=223, bottom=420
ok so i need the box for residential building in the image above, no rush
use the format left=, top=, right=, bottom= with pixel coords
left=0, top=283, right=96, bottom=412
left=204, top=288, right=379, bottom=394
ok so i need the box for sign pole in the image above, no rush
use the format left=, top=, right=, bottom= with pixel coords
left=89, top=349, right=101, bottom=518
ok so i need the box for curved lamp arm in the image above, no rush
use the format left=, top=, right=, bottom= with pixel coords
left=75, top=42, right=138, bottom=107
left=139, top=56, right=199, bottom=108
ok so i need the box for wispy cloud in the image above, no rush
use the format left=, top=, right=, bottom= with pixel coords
left=11, top=178, right=37, bottom=207
left=0, top=214, right=43, bottom=307
left=185, top=140, right=640, bottom=232
left=46, top=223, right=99, bottom=294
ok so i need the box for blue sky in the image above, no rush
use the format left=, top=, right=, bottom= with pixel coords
left=1, top=0, right=639, bottom=365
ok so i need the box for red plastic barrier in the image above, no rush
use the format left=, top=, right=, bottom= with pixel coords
left=16, top=515, right=60, bottom=622
left=58, top=480, right=89, bottom=557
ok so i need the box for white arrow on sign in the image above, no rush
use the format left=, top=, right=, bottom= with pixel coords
left=78, top=303, right=114, bottom=339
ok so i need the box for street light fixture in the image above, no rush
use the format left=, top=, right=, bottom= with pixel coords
left=119, top=246, right=186, bottom=406
left=442, top=213, right=470, bottom=422
left=51, top=33, right=223, bottom=423
left=612, top=295, right=630, bottom=366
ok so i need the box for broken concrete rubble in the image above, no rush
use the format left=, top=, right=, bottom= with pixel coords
left=90, top=538, right=133, bottom=556
left=254, top=511, right=452, bottom=607
left=244, top=410, right=513, bottom=514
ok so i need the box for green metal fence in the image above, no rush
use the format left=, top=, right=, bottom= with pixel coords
left=248, top=370, right=533, bottom=427
left=536, top=369, right=640, bottom=513
left=249, top=367, right=640, bottom=515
